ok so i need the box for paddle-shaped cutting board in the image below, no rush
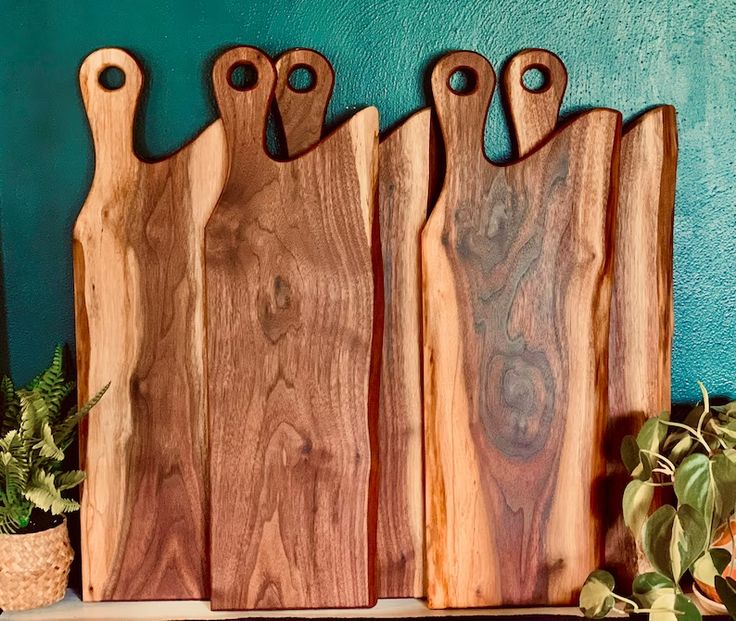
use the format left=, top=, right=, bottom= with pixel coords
left=273, top=59, right=429, bottom=597
left=74, top=48, right=226, bottom=600
left=422, top=49, right=621, bottom=608
left=605, top=106, right=677, bottom=586
left=205, top=46, right=379, bottom=611
left=274, top=48, right=334, bottom=157
left=376, top=111, right=431, bottom=598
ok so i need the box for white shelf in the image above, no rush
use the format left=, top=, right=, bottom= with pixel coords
left=2, top=590, right=589, bottom=620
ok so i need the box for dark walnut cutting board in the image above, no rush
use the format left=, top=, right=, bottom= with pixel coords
left=205, top=46, right=380, bottom=611
left=605, top=106, right=677, bottom=586
left=275, top=60, right=431, bottom=597
left=73, top=48, right=226, bottom=601
left=422, top=49, right=621, bottom=608
left=376, top=110, right=432, bottom=598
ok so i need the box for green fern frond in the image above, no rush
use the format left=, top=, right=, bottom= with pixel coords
left=56, top=469, right=85, bottom=491
left=33, top=422, right=64, bottom=461
left=24, top=469, right=80, bottom=515
left=55, top=382, right=110, bottom=448
left=0, top=346, right=107, bottom=526
left=0, top=376, right=20, bottom=434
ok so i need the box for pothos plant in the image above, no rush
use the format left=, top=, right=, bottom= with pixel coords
left=580, top=382, right=736, bottom=621
left=0, top=345, right=108, bottom=533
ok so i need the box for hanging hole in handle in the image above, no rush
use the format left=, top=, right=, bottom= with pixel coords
left=287, top=64, right=317, bottom=93
left=521, top=65, right=551, bottom=93
left=228, top=61, right=259, bottom=91
left=98, top=66, right=126, bottom=91
left=447, top=66, right=478, bottom=95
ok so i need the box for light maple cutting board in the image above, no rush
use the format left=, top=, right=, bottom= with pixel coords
left=605, top=106, right=677, bottom=586
left=422, top=49, right=621, bottom=608
left=204, top=46, right=379, bottom=611
left=73, top=48, right=226, bottom=600
left=376, top=110, right=432, bottom=598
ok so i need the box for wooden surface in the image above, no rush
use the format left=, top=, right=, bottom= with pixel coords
left=73, top=48, right=226, bottom=601
left=3, top=591, right=603, bottom=620
left=422, top=49, right=621, bottom=608
left=376, top=110, right=432, bottom=598
left=205, top=46, right=380, bottom=611
left=274, top=48, right=334, bottom=157
left=605, top=106, right=678, bottom=586
left=502, top=49, right=568, bottom=157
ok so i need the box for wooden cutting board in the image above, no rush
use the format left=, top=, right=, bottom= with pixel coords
left=274, top=48, right=334, bottom=157
left=205, top=46, right=379, bottom=611
left=376, top=110, right=432, bottom=598
left=74, top=48, right=226, bottom=600
left=422, top=49, right=621, bottom=608
left=605, top=106, right=677, bottom=586
left=272, top=59, right=429, bottom=597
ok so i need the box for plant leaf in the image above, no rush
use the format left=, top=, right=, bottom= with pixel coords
left=623, top=479, right=655, bottom=541
left=56, top=469, right=85, bottom=491
left=715, top=576, right=736, bottom=619
left=674, top=453, right=715, bottom=534
left=649, top=593, right=701, bottom=621
left=638, top=415, right=668, bottom=452
left=712, top=453, right=736, bottom=524
left=32, top=422, right=64, bottom=461
left=579, top=570, right=615, bottom=619
left=668, top=433, right=694, bottom=464
left=642, top=504, right=708, bottom=582
left=692, top=548, right=732, bottom=588
left=622, top=435, right=653, bottom=480
left=632, top=572, right=675, bottom=608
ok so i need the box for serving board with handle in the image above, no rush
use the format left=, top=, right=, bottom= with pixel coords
left=605, top=106, right=678, bottom=586
left=271, top=54, right=429, bottom=598
left=74, top=47, right=226, bottom=601
left=274, top=48, right=334, bottom=157
left=205, top=46, right=379, bottom=611
left=422, top=49, right=621, bottom=608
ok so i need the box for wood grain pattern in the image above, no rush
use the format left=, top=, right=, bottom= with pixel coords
left=422, top=50, right=621, bottom=609
left=73, top=48, right=226, bottom=601
left=204, top=46, right=380, bottom=611
left=605, top=106, right=678, bottom=587
left=503, top=49, right=568, bottom=157
left=376, top=110, right=431, bottom=598
left=274, top=49, right=334, bottom=157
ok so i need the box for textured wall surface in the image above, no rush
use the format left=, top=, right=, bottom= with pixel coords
left=0, top=0, right=734, bottom=402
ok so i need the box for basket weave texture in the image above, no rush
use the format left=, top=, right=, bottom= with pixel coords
left=0, top=517, right=73, bottom=611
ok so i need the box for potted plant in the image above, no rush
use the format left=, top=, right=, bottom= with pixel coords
left=0, top=346, right=107, bottom=611
left=580, top=382, right=736, bottom=621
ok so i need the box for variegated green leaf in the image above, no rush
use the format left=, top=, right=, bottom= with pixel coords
left=632, top=572, right=675, bottom=608
left=649, top=593, right=701, bottom=621
left=623, top=479, right=654, bottom=541
left=642, top=504, right=708, bottom=582
left=579, top=570, right=615, bottom=619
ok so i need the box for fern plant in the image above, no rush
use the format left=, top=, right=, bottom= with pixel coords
left=0, top=345, right=108, bottom=534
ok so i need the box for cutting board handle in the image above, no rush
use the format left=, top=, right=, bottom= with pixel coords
left=431, top=51, right=495, bottom=169
left=502, top=49, right=567, bottom=157
left=275, top=48, right=335, bottom=157
left=79, top=48, right=143, bottom=166
left=212, top=46, right=276, bottom=159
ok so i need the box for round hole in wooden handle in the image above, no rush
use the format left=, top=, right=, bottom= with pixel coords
left=430, top=51, right=495, bottom=164
left=275, top=48, right=335, bottom=157
left=212, top=46, right=276, bottom=149
left=502, top=49, right=567, bottom=157
left=79, top=48, right=143, bottom=161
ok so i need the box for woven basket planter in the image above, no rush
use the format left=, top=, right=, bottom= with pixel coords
left=0, top=517, right=73, bottom=611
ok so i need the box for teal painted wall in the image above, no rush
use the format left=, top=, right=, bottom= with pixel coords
left=0, top=0, right=734, bottom=402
